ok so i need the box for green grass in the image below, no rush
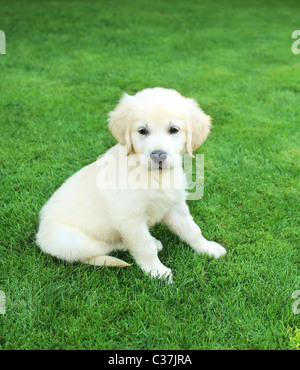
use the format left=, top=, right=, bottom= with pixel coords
left=0, top=0, right=299, bottom=350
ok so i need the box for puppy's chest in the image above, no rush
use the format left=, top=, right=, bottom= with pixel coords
left=144, top=188, right=180, bottom=226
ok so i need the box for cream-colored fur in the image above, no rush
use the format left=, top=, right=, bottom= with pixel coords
left=36, top=88, right=226, bottom=281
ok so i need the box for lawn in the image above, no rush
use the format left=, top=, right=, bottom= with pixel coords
left=0, top=0, right=299, bottom=350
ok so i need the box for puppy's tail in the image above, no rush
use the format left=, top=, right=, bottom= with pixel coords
left=82, top=255, right=131, bottom=268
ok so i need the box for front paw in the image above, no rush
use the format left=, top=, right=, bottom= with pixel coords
left=151, top=266, right=173, bottom=283
left=200, top=240, right=227, bottom=259
left=143, top=263, right=173, bottom=283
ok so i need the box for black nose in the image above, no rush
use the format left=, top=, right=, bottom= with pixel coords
left=150, top=150, right=168, bottom=163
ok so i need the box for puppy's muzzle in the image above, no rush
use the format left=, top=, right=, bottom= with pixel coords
left=150, top=151, right=168, bottom=164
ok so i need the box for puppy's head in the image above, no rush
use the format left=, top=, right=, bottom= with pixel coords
left=108, top=88, right=211, bottom=169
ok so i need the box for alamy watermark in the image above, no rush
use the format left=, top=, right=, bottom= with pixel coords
left=292, top=290, right=300, bottom=315
left=291, top=30, right=300, bottom=55
left=95, top=146, right=204, bottom=200
left=0, top=290, right=5, bottom=314
left=0, top=30, right=5, bottom=54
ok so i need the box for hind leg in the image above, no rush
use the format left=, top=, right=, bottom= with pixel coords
left=36, top=221, right=114, bottom=263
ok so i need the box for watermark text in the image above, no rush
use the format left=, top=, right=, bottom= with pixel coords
left=292, top=30, right=300, bottom=55
left=95, top=146, right=204, bottom=200
left=0, top=30, right=6, bottom=54
left=292, top=290, right=300, bottom=314
left=0, top=290, right=5, bottom=314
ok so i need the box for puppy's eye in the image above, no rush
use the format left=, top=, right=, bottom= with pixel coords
left=138, top=128, right=148, bottom=135
left=169, top=126, right=179, bottom=134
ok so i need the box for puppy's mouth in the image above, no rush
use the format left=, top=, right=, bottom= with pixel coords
left=150, top=161, right=169, bottom=170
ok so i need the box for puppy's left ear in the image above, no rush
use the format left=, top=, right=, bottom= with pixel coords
left=185, top=98, right=211, bottom=157
left=108, top=93, right=133, bottom=154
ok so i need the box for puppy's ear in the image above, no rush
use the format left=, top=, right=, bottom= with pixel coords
left=108, top=93, right=133, bottom=154
left=185, top=98, right=211, bottom=157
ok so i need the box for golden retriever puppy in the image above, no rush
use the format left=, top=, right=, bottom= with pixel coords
left=36, top=88, right=226, bottom=281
